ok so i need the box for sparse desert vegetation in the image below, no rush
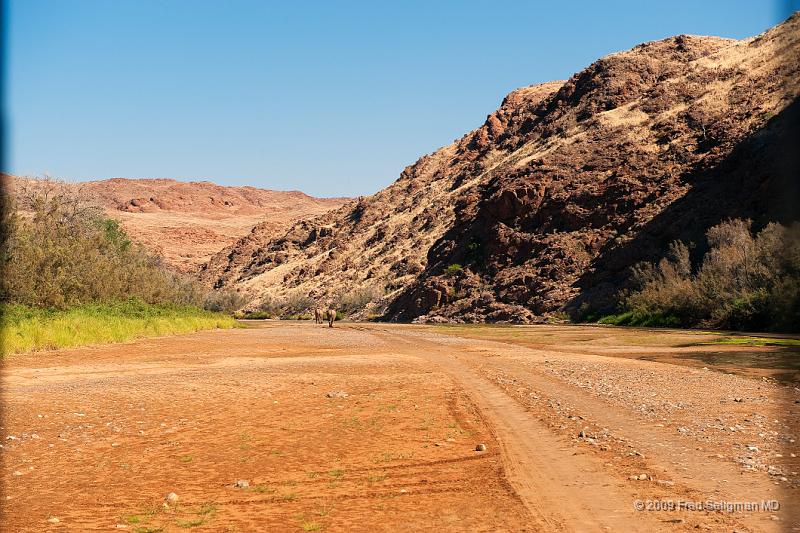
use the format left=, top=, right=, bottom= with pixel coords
left=603, top=219, right=800, bottom=331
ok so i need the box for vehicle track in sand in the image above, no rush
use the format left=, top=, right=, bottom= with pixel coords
left=351, top=324, right=798, bottom=532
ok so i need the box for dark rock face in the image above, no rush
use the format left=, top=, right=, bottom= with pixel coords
left=386, top=16, right=800, bottom=322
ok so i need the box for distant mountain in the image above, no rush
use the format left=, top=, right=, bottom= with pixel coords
left=203, top=14, right=800, bottom=321
left=8, top=176, right=349, bottom=273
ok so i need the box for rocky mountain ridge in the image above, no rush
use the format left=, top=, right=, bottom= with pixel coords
left=203, top=14, right=800, bottom=322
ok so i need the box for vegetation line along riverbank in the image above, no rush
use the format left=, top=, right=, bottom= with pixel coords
left=1, top=301, right=236, bottom=356
left=0, top=178, right=242, bottom=356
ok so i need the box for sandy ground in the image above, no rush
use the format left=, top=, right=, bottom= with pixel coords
left=1, top=323, right=798, bottom=532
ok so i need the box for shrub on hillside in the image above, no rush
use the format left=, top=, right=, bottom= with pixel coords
left=444, top=263, right=463, bottom=276
left=622, top=219, right=800, bottom=331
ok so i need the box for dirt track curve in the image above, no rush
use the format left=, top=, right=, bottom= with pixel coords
left=2, top=322, right=798, bottom=532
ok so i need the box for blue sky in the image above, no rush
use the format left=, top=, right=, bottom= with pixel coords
left=4, top=1, right=796, bottom=197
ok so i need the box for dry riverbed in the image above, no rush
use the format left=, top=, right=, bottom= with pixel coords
left=1, top=322, right=798, bottom=531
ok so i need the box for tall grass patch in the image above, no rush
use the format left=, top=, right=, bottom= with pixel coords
left=1, top=300, right=236, bottom=356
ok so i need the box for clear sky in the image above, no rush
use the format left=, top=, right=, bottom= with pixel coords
left=4, top=1, right=797, bottom=197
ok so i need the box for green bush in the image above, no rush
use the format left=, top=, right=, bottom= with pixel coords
left=1, top=179, right=207, bottom=308
left=444, top=263, right=463, bottom=276
left=1, top=178, right=242, bottom=313
left=618, top=219, right=800, bottom=332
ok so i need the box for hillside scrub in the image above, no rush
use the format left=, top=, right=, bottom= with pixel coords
left=336, top=285, right=385, bottom=316
left=612, top=219, right=800, bottom=331
left=1, top=300, right=236, bottom=355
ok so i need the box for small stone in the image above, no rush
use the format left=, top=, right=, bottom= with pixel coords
left=47, top=517, right=60, bottom=524
left=747, top=445, right=759, bottom=452
left=578, top=430, right=586, bottom=438
left=637, top=473, right=648, bottom=480
left=164, top=492, right=179, bottom=504
left=325, top=391, right=348, bottom=399
left=656, top=480, right=675, bottom=486
left=234, top=479, right=250, bottom=488
left=475, top=443, right=487, bottom=452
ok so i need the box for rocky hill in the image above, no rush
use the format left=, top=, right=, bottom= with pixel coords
left=8, top=176, right=349, bottom=272
left=202, top=14, right=800, bottom=322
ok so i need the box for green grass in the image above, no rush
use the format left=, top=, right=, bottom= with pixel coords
left=1, top=300, right=237, bottom=356
left=197, top=503, right=217, bottom=516
left=596, top=310, right=683, bottom=328
left=706, top=336, right=800, bottom=347
left=175, top=518, right=205, bottom=528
